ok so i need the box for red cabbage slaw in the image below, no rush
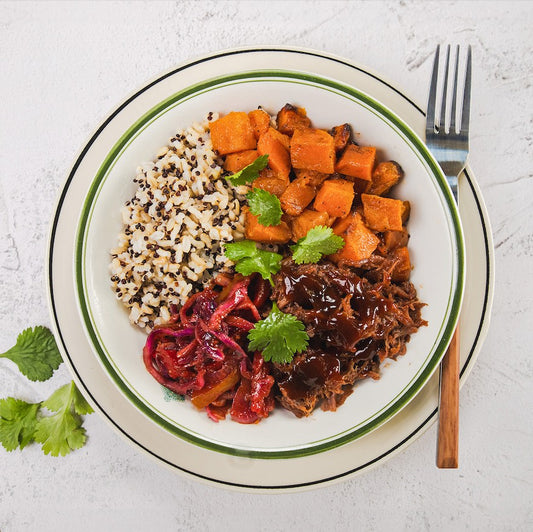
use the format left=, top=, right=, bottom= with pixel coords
left=143, top=274, right=274, bottom=423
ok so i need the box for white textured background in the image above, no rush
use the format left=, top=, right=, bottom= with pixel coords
left=1, top=1, right=532, bottom=530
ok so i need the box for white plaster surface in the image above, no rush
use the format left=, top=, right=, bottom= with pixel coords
left=0, top=1, right=532, bottom=530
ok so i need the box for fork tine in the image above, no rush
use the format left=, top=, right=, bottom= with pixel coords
left=460, top=45, right=472, bottom=136
left=450, top=45, right=460, bottom=133
left=426, top=44, right=440, bottom=133
left=439, top=45, right=451, bottom=132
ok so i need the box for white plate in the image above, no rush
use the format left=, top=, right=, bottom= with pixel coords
left=47, top=47, right=493, bottom=490
left=75, top=70, right=463, bottom=457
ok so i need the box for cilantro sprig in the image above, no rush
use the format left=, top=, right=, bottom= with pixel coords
left=246, top=188, right=283, bottom=226
left=0, top=326, right=62, bottom=381
left=0, top=326, right=94, bottom=456
left=0, top=381, right=94, bottom=456
left=224, top=240, right=282, bottom=286
left=291, top=226, right=345, bottom=264
left=227, top=154, right=269, bottom=185
left=248, top=303, right=309, bottom=364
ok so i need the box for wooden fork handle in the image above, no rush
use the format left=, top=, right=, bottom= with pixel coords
left=437, top=326, right=460, bottom=468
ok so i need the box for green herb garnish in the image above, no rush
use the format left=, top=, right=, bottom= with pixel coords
left=290, top=226, right=345, bottom=264
left=224, top=240, right=282, bottom=286
left=227, top=154, right=269, bottom=185
left=246, top=188, right=283, bottom=226
left=248, top=303, right=309, bottom=364
left=0, top=326, right=62, bottom=382
left=0, top=398, right=40, bottom=451
left=0, top=381, right=94, bottom=456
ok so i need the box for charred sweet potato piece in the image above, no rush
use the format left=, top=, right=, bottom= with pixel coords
left=401, top=201, right=411, bottom=224
left=330, top=123, right=351, bottom=153
left=257, top=128, right=291, bottom=180
left=361, top=193, right=406, bottom=232
left=294, top=169, right=329, bottom=187
left=314, top=179, right=355, bottom=218
left=390, top=246, right=412, bottom=282
left=244, top=208, right=291, bottom=244
left=335, top=145, right=376, bottom=181
left=248, top=109, right=271, bottom=140
left=210, top=112, right=257, bottom=155
left=330, top=212, right=379, bottom=264
left=253, top=175, right=288, bottom=197
left=382, top=229, right=409, bottom=251
left=291, top=209, right=332, bottom=242
left=279, top=177, right=317, bottom=216
left=366, top=161, right=404, bottom=195
left=223, top=150, right=259, bottom=173
left=290, top=128, right=336, bottom=174
left=276, top=104, right=311, bottom=136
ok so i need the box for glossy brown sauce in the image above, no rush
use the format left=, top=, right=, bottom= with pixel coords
left=276, top=261, right=392, bottom=401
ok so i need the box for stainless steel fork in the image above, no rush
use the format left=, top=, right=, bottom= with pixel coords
left=426, top=44, right=472, bottom=200
left=425, top=44, right=472, bottom=468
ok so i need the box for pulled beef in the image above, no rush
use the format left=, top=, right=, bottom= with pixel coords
left=271, top=258, right=426, bottom=417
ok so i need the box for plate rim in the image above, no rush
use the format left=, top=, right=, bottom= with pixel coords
left=46, top=45, right=494, bottom=491
left=74, top=68, right=465, bottom=458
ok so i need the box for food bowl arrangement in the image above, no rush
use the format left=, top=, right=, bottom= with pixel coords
left=75, top=70, right=464, bottom=458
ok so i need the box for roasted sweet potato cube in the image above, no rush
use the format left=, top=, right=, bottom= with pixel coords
left=314, top=179, right=355, bottom=218
left=330, top=212, right=379, bottom=264
left=253, top=175, right=288, bottom=197
left=383, top=229, right=409, bottom=251
left=280, top=177, right=317, bottom=216
left=276, top=104, right=311, bottom=136
left=291, top=209, right=332, bottom=242
left=290, top=128, right=336, bottom=174
left=366, top=161, right=404, bottom=195
left=390, top=246, right=412, bottom=282
left=401, top=201, right=411, bottom=223
left=330, top=123, right=351, bottom=153
left=335, top=145, right=376, bottom=181
left=210, top=112, right=257, bottom=155
left=294, top=169, right=329, bottom=187
left=248, top=109, right=271, bottom=140
left=268, top=127, right=291, bottom=151
left=244, top=209, right=291, bottom=244
left=257, top=128, right=291, bottom=180
left=361, top=193, right=405, bottom=232
left=223, top=150, right=259, bottom=173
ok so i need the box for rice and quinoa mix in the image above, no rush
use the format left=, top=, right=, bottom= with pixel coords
left=109, top=112, right=249, bottom=331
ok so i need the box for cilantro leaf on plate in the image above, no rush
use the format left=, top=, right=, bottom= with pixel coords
left=248, top=303, right=309, bottom=364
left=33, top=381, right=94, bottom=457
left=224, top=240, right=282, bottom=285
left=290, top=226, right=345, bottom=264
left=0, top=398, right=39, bottom=451
left=0, top=326, right=62, bottom=382
left=246, top=188, right=283, bottom=226
left=227, top=154, right=269, bottom=186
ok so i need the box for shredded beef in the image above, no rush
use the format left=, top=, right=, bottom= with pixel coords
left=270, top=258, right=426, bottom=417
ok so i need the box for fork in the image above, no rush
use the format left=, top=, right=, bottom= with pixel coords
left=425, top=44, right=472, bottom=468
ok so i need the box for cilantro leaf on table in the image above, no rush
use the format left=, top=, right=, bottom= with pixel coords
left=290, top=226, right=345, bottom=264
left=224, top=240, right=282, bottom=286
left=246, top=188, right=283, bottom=226
left=0, top=326, right=62, bottom=381
left=248, top=303, right=309, bottom=364
left=0, top=398, right=39, bottom=451
left=33, top=382, right=94, bottom=457
left=227, top=154, right=269, bottom=186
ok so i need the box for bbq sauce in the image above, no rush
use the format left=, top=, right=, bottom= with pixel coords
left=280, top=261, right=392, bottom=349
left=275, top=261, right=391, bottom=402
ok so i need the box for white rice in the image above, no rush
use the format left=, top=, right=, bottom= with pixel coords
left=109, top=112, right=247, bottom=331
